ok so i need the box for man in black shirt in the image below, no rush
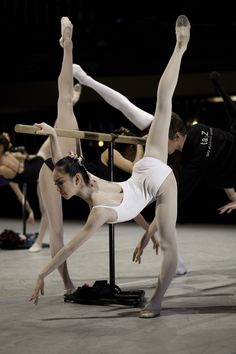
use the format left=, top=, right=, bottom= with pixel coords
left=168, top=117, right=236, bottom=211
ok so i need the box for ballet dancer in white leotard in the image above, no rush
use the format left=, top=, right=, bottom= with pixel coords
left=30, top=15, right=190, bottom=318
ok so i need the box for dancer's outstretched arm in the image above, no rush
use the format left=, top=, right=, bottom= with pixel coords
left=73, top=64, right=153, bottom=130
left=30, top=206, right=113, bottom=305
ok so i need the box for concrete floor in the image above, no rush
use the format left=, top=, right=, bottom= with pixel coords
left=0, top=218, right=236, bottom=354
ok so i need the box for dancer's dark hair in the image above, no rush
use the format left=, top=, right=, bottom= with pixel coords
left=55, top=154, right=90, bottom=185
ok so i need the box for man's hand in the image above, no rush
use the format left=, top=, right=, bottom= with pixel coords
left=218, top=201, right=236, bottom=214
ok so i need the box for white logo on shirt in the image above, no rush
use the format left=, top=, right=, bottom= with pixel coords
left=200, top=130, right=209, bottom=145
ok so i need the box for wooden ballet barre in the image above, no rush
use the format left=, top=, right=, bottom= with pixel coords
left=14, top=124, right=146, bottom=145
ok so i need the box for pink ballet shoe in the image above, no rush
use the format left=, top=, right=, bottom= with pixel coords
left=175, top=15, right=190, bottom=48
left=28, top=242, right=42, bottom=253
left=59, top=17, right=73, bottom=47
left=139, top=308, right=160, bottom=319
left=139, top=304, right=160, bottom=319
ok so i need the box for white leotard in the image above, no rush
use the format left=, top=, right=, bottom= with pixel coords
left=93, top=157, right=172, bottom=223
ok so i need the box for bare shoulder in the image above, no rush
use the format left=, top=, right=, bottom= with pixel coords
left=85, top=207, right=117, bottom=229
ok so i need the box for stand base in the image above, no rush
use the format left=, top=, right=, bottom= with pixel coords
left=64, top=280, right=145, bottom=307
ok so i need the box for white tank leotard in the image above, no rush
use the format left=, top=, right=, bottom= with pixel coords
left=92, top=157, right=172, bottom=223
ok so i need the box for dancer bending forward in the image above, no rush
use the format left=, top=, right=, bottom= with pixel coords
left=30, top=15, right=190, bottom=318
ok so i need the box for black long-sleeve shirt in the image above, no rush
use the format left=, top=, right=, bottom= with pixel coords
left=178, top=123, right=236, bottom=208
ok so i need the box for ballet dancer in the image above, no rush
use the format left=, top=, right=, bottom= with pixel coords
left=29, top=15, right=190, bottom=318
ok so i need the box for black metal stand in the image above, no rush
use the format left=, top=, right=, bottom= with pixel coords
left=64, top=139, right=145, bottom=307
left=22, top=183, right=27, bottom=235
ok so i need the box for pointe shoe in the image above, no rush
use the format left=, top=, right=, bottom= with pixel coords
left=72, top=83, right=82, bottom=105
left=28, top=242, right=42, bottom=253
left=176, top=256, right=187, bottom=275
left=59, top=16, right=73, bottom=47
left=176, top=265, right=187, bottom=275
left=73, top=64, right=89, bottom=85
left=139, top=307, right=160, bottom=319
left=64, top=287, right=76, bottom=295
left=175, top=15, right=190, bottom=48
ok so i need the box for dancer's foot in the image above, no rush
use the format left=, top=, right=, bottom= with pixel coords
left=59, top=16, right=73, bottom=47
left=176, top=265, right=187, bottom=275
left=28, top=242, right=42, bottom=253
left=176, top=256, right=187, bottom=275
left=73, top=64, right=89, bottom=85
left=175, top=15, right=190, bottom=50
left=72, top=83, right=82, bottom=105
left=64, top=286, right=76, bottom=295
left=139, top=303, right=160, bottom=319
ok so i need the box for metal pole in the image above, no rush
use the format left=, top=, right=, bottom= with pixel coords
left=22, top=183, right=27, bottom=235
left=108, top=141, right=115, bottom=289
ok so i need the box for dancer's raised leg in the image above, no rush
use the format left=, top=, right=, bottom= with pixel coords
left=73, top=64, right=153, bottom=130
left=140, top=15, right=190, bottom=318
left=38, top=17, right=81, bottom=292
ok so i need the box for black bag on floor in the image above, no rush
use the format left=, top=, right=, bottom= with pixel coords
left=0, top=229, right=38, bottom=249
left=64, top=280, right=145, bottom=307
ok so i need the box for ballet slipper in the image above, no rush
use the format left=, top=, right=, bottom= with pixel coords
left=73, top=64, right=89, bottom=85
left=28, top=242, right=42, bottom=253
left=139, top=308, right=160, bottom=319
left=175, top=15, right=190, bottom=49
left=64, top=286, right=76, bottom=295
left=176, top=256, right=187, bottom=275
left=59, top=17, right=73, bottom=47
left=139, top=303, right=160, bottom=319
left=72, top=83, right=82, bottom=105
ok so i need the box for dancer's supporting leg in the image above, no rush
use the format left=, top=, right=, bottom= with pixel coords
left=38, top=17, right=81, bottom=292
left=139, top=15, right=190, bottom=318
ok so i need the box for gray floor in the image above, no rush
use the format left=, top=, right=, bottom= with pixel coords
left=0, top=218, right=236, bottom=354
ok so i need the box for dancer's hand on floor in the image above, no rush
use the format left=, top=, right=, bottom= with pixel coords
left=29, top=276, right=44, bottom=305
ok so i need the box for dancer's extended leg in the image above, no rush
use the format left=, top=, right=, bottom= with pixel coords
left=73, top=64, right=153, bottom=130
left=38, top=17, right=81, bottom=292
left=140, top=15, right=190, bottom=318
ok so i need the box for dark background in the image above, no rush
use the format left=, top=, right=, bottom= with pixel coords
left=1, top=0, right=236, bottom=224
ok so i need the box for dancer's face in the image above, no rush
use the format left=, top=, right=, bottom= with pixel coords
left=53, top=169, right=77, bottom=199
